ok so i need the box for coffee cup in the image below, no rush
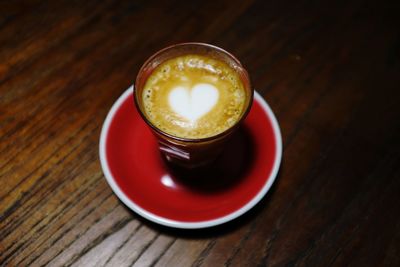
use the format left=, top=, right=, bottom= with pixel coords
left=134, top=43, right=253, bottom=168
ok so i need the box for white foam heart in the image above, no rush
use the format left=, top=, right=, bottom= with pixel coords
left=169, top=83, right=219, bottom=122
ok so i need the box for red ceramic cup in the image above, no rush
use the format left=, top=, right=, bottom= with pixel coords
left=134, top=43, right=253, bottom=168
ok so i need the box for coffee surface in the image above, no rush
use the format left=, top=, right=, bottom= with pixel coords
left=142, top=54, right=247, bottom=139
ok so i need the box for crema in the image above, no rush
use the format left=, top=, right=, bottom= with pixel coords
left=142, top=54, right=247, bottom=139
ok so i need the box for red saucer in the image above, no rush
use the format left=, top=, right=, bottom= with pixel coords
left=99, top=86, right=282, bottom=229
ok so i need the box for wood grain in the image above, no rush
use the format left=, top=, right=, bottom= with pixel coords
left=1, top=0, right=400, bottom=266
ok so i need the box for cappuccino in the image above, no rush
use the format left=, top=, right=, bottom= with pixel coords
left=142, top=54, right=247, bottom=139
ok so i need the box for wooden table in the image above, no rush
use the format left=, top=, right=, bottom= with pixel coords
left=1, top=0, right=400, bottom=266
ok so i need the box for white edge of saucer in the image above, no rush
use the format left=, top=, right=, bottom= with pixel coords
left=99, top=86, right=283, bottom=229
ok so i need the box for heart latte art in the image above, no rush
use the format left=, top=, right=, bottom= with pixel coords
left=142, top=55, right=247, bottom=139
left=169, top=84, right=219, bottom=122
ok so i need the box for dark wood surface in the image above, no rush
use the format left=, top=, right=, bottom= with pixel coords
left=1, top=0, right=400, bottom=266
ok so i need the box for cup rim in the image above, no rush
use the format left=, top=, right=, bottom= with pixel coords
left=134, top=42, right=253, bottom=143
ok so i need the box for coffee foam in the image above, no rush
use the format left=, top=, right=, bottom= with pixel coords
left=169, top=83, right=219, bottom=122
left=142, top=54, right=247, bottom=139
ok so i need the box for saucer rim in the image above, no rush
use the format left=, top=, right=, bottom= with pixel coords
left=99, top=86, right=282, bottom=229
